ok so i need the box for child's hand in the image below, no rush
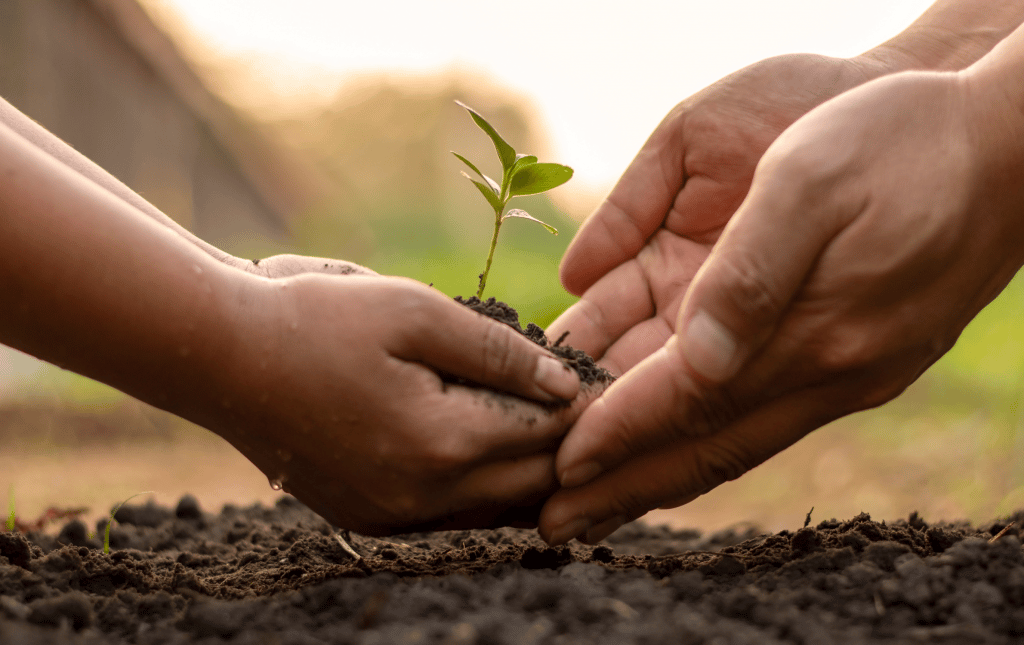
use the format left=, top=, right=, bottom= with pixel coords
left=207, top=273, right=596, bottom=536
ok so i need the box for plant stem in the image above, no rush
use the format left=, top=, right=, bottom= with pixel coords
left=476, top=208, right=503, bottom=298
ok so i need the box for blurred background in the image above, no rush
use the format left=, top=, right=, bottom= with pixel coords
left=1, top=0, right=1021, bottom=535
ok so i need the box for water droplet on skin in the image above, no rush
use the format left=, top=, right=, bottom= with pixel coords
left=269, top=476, right=286, bottom=491
left=192, top=264, right=203, bottom=275
left=276, top=449, right=292, bottom=463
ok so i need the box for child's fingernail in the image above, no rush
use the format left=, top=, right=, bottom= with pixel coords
left=547, top=517, right=592, bottom=547
left=683, top=310, right=739, bottom=382
left=584, top=515, right=627, bottom=544
left=535, top=356, right=579, bottom=400
left=561, top=461, right=602, bottom=488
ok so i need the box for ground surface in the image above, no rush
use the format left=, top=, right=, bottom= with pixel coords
left=2, top=497, right=1024, bottom=644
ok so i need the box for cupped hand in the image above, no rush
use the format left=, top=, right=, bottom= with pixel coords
left=539, top=69, right=1024, bottom=546
left=207, top=272, right=599, bottom=536
left=551, top=53, right=883, bottom=375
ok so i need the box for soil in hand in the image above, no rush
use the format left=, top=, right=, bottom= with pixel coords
left=454, top=296, right=615, bottom=387
left=3, top=497, right=1024, bottom=643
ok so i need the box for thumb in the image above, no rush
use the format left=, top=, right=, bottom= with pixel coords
left=677, top=163, right=845, bottom=383
left=391, top=283, right=581, bottom=403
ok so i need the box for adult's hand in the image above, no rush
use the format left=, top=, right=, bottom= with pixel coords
left=538, top=66, right=1024, bottom=546
left=550, top=53, right=882, bottom=376
left=553, top=0, right=1024, bottom=376
left=210, top=273, right=595, bottom=536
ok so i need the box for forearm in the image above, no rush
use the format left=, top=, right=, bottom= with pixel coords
left=0, top=96, right=240, bottom=267
left=0, top=119, right=245, bottom=419
left=858, top=0, right=1024, bottom=73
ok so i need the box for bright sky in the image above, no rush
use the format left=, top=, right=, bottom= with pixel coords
left=148, top=0, right=935, bottom=195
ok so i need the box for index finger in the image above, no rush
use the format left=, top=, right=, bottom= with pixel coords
left=387, top=280, right=581, bottom=404
left=539, top=383, right=838, bottom=546
left=560, top=118, right=686, bottom=296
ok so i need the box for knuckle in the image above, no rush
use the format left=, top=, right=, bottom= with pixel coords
left=575, top=298, right=612, bottom=348
left=662, top=362, right=745, bottom=440
left=689, top=439, right=756, bottom=490
left=608, top=481, right=660, bottom=518
left=478, top=321, right=519, bottom=383
left=600, top=198, right=648, bottom=256
left=419, top=433, right=474, bottom=474
left=812, top=323, right=878, bottom=374
left=717, top=258, right=783, bottom=327
left=391, top=287, right=434, bottom=336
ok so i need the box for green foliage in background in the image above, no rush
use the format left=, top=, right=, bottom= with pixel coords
left=932, top=271, right=1024, bottom=406
left=368, top=193, right=576, bottom=328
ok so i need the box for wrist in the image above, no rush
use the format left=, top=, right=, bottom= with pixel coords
left=961, top=30, right=1024, bottom=270
left=857, top=2, right=1024, bottom=75
left=856, top=30, right=982, bottom=75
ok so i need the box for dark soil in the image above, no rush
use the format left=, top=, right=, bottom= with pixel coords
left=453, top=296, right=615, bottom=387
left=3, top=497, right=1024, bottom=644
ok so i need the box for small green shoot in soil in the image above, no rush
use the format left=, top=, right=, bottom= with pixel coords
left=5, top=486, right=15, bottom=532
left=452, top=101, right=573, bottom=298
left=104, top=491, right=153, bottom=554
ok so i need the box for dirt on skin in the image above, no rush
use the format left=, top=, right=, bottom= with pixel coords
left=3, top=497, right=1024, bottom=644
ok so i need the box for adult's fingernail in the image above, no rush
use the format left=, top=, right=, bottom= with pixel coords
left=683, top=310, right=739, bottom=382
left=584, top=515, right=627, bottom=544
left=561, top=461, right=602, bottom=488
left=547, top=517, right=592, bottom=547
left=535, top=356, right=579, bottom=401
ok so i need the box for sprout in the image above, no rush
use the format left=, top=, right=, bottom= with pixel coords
left=6, top=486, right=15, bottom=532
left=452, top=101, right=573, bottom=298
left=104, top=491, right=153, bottom=554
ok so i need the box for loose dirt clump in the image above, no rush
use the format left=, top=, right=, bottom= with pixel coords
left=454, top=296, right=615, bottom=387
left=3, top=497, right=1024, bottom=643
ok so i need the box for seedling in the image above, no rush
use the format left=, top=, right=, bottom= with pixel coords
left=5, top=486, right=15, bottom=532
left=452, top=101, right=573, bottom=297
left=103, top=491, right=153, bottom=554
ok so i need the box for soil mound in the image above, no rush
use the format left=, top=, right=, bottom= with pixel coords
left=454, top=296, right=615, bottom=386
left=3, top=497, right=1024, bottom=643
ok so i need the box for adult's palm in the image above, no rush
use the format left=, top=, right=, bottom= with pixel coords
left=551, top=54, right=881, bottom=375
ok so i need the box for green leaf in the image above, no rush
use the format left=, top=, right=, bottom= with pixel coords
left=460, top=167, right=500, bottom=194
left=451, top=152, right=487, bottom=183
left=502, top=208, right=558, bottom=235
left=509, top=154, right=538, bottom=180
left=464, top=174, right=505, bottom=213
left=509, top=163, right=574, bottom=197
left=455, top=100, right=517, bottom=174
